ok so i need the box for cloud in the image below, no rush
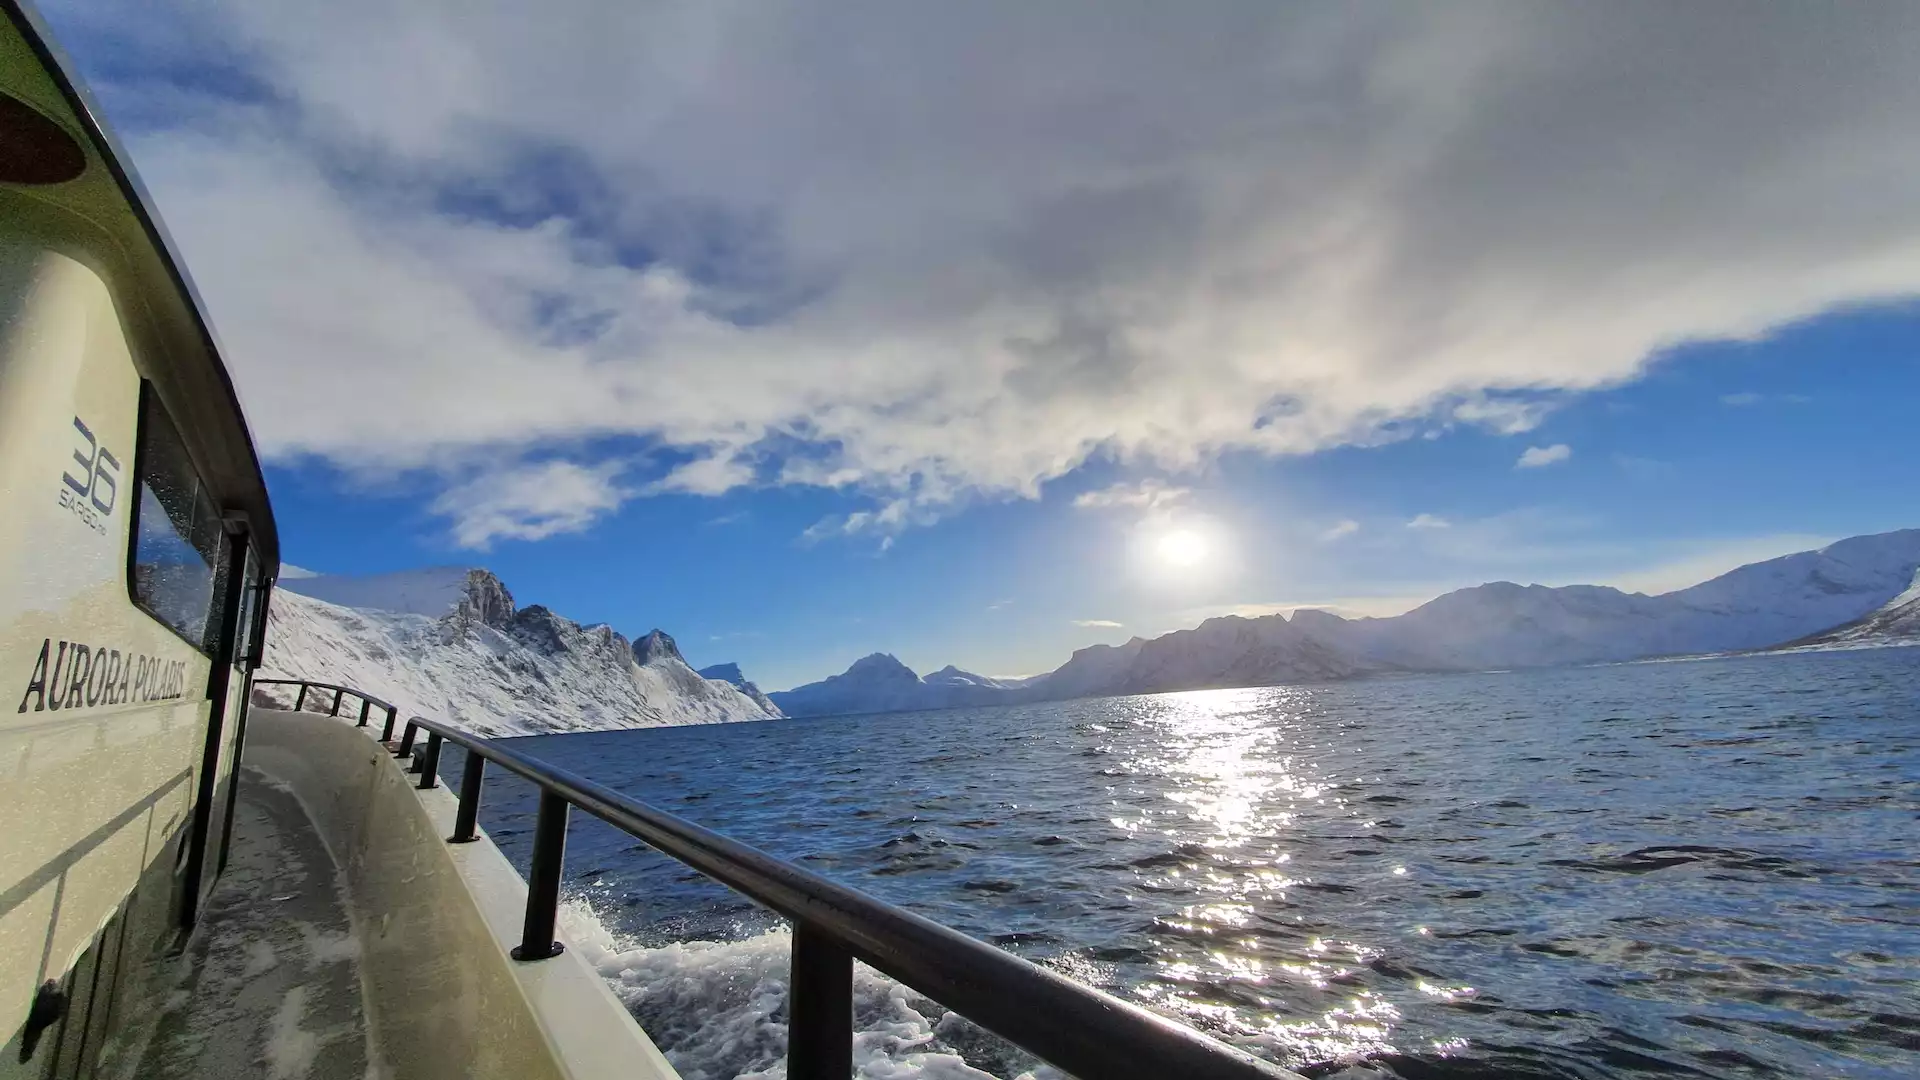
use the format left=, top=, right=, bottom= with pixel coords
left=72, top=2, right=1920, bottom=538
left=1516, top=443, right=1572, bottom=468
left=1320, top=519, right=1361, bottom=542
left=1072, top=480, right=1191, bottom=511
left=431, top=459, right=629, bottom=548
left=987, top=598, right=1013, bottom=611
left=800, top=499, right=922, bottom=544
left=1720, top=391, right=1764, bottom=407
left=1406, top=513, right=1451, bottom=530
left=1072, top=619, right=1124, bottom=628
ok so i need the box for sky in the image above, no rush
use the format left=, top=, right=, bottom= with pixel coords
left=42, top=1, right=1920, bottom=690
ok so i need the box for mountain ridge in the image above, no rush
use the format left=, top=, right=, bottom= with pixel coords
left=262, top=568, right=784, bottom=735
left=773, top=528, right=1920, bottom=718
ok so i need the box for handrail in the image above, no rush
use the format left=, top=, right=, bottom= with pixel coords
left=253, top=677, right=401, bottom=739
left=265, top=678, right=1302, bottom=1079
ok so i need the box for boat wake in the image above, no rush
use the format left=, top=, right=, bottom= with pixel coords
left=558, top=901, right=1065, bottom=1080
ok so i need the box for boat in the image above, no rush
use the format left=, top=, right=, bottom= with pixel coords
left=0, top=3, right=1301, bottom=1076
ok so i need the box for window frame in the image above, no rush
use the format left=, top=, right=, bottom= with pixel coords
left=124, top=381, right=228, bottom=657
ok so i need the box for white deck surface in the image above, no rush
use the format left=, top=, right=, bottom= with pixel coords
left=134, top=771, right=376, bottom=1080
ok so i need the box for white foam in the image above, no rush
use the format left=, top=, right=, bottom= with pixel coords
left=558, top=902, right=1063, bottom=1080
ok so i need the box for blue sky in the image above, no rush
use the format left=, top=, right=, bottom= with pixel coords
left=45, top=2, right=1920, bottom=689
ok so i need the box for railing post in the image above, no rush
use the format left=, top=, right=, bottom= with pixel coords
left=293, top=683, right=307, bottom=712
left=417, top=731, right=443, bottom=789
left=512, top=791, right=568, bottom=961
left=787, top=924, right=853, bottom=1079
left=396, top=721, right=418, bottom=759
left=449, top=752, right=485, bottom=843
left=357, top=698, right=371, bottom=727
left=380, top=705, right=397, bottom=742
left=330, top=687, right=344, bottom=716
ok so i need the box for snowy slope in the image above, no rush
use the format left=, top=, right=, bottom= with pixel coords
left=1774, top=566, right=1920, bottom=650
left=260, top=570, right=781, bottom=736
left=695, top=663, right=781, bottom=716
left=1101, top=614, right=1377, bottom=693
left=1313, top=529, right=1920, bottom=669
left=777, top=528, right=1920, bottom=713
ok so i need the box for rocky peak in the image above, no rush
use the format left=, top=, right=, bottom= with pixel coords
left=1288, top=607, right=1350, bottom=631
left=633, top=628, right=685, bottom=666
left=455, top=569, right=515, bottom=629
left=843, top=653, right=919, bottom=682
left=507, top=604, right=570, bottom=654
left=697, top=662, right=748, bottom=687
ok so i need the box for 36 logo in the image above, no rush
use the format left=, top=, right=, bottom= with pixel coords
left=58, top=416, right=119, bottom=535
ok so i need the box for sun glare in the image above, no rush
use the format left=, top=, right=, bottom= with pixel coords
left=1158, top=529, right=1209, bottom=567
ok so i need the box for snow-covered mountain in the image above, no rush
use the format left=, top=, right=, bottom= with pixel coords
left=696, top=662, right=781, bottom=716
left=260, top=569, right=782, bottom=736
left=768, top=655, right=1018, bottom=717
left=1775, top=565, right=1920, bottom=651
left=776, top=529, right=1920, bottom=717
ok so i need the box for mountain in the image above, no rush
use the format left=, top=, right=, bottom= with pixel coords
left=260, top=569, right=781, bottom=736
left=696, top=661, right=781, bottom=716
left=1074, top=613, right=1378, bottom=695
left=922, top=665, right=1033, bottom=691
left=1317, top=529, right=1920, bottom=670
left=768, top=654, right=1020, bottom=717
left=1774, top=566, right=1920, bottom=651
left=776, top=528, right=1920, bottom=717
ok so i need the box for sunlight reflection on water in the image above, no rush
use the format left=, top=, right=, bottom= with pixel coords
left=481, top=650, right=1920, bottom=1079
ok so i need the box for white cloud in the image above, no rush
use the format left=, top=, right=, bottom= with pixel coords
left=1720, top=391, right=1764, bottom=406
left=1406, top=514, right=1451, bottom=530
left=1072, top=480, right=1191, bottom=511
left=1516, top=443, right=1572, bottom=468
left=1320, top=518, right=1361, bottom=542
left=1450, top=397, right=1552, bottom=436
left=431, top=459, right=630, bottom=548
left=1072, top=619, right=1124, bottom=628
left=800, top=499, right=922, bottom=544
left=78, top=2, right=1920, bottom=538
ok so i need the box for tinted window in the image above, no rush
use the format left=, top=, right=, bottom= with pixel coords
left=130, top=388, right=227, bottom=652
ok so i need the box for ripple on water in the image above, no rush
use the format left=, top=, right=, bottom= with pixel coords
left=476, top=649, right=1920, bottom=1080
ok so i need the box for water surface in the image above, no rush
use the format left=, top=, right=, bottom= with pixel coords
left=472, top=648, right=1920, bottom=1079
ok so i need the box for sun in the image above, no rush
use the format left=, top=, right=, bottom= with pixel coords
left=1157, top=529, right=1209, bottom=568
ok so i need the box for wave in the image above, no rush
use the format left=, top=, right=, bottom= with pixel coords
left=557, top=900, right=1067, bottom=1080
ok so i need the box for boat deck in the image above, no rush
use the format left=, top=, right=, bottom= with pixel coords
left=133, top=772, right=375, bottom=1080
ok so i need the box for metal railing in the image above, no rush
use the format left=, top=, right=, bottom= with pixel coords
left=254, top=678, right=401, bottom=739
left=266, top=678, right=1301, bottom=1080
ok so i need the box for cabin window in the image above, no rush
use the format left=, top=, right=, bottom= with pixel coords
left=233, top=546, right=264, bottom=670
left=129, top=388, right=228, bottom=653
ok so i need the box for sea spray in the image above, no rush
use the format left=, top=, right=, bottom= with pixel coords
left=557, top=901, right=1063, bottom=1080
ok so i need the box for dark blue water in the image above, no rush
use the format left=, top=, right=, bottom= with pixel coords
left=470, top=648, right=1920, bottom=1079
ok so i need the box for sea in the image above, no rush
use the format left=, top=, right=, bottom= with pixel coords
left=461, top=647, right=1920, bottom=1080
